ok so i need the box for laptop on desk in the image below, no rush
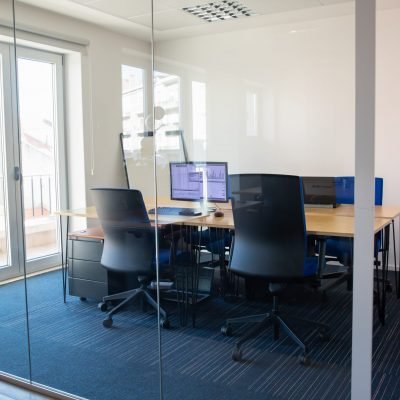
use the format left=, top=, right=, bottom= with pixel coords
left=302, top=176, right=338, bottom=208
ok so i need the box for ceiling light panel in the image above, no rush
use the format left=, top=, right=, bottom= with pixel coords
left=183, top=0, right=258, bottom=23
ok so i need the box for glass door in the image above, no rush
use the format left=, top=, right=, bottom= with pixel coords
left=0, top=45, right=65, bottom=281
left=0, top=42, right=24, bottom=280
left=17, top=47, right=65, bottom=272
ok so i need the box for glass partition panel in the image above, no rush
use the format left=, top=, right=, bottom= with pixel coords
left=373, top=1, right=400, bottom=398
left=12, top=0, right=162, bottom=398
left=0, top=0, right=30, bottom=382
left=154, top=1, right=361, bottom=399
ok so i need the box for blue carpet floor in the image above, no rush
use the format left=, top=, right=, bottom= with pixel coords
left=0, top=271, right=399, bottom=400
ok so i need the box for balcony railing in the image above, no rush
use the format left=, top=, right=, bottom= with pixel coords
left=0, top=174, right=59, bottom=267
left=23, top=174, right=55, bottom=218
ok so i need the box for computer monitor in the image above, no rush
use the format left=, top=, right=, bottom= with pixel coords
left=170, top=162, right=228, bottom=203
left=302, top=176, right=337, bottom=207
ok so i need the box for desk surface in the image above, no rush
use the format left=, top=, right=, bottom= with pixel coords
left=56, top=205, right=204, bottom=226
left=181, top=209, right=391, bottom=237
left=306, top=204, right=400, bottom=219
left=58, top=206, right=392, bottom=238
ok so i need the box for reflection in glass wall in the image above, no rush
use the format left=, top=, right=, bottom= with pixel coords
left=154, top=1, right=359, bottom=399
left=0, top=0, right=30, bottom=382
left=1, top=0, right=398, bottom=399
left=0, top=49, right=10, bottom=268
left=8, top=0, right=161, bottom=398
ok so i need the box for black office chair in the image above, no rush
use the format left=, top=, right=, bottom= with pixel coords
left=91, top=188, right=170, bottom=328
left=221, top=174, right=329, bottom=365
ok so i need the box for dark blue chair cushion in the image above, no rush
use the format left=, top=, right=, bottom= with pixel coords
left=328, top=176, right=384, bottom=264
left=326, top=234, right=381, bottom=265
left=304, top=256, right=319, bottom=277
left=326, top=238, right=352, bottom=264
left=152, top=247, right=172, bottom=272
left=157, top=247, right=171, bottom=265
left=190, top=228, right=231, bottom=254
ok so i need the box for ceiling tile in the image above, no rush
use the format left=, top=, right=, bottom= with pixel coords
left=242, top=0, right=322, bottom=14
left=77, top=0, right=170, bottom=19
left=320, top=0, right=353, bottom=4
left=69, top=0, right=99, bottom=4
left=129, top=9, right=206, bottom=30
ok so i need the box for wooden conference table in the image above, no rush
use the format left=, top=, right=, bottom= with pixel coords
left=57, top=202, right=396, bottom=324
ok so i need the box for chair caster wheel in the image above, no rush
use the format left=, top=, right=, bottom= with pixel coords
left=80, top=297, right=87, bottom=302
left=160, top=318, right=170, bottom=329
left=232, top=347, right=243, bottom=362
left=319, top=329, right=330, bottom=342
left=321, top=291, right=328, bottom=303
left=103, top=318, right=113, bottom=328
left=98, top=302, right=109, bottom=312
left=221, top=325, right=233, bottom=336
left=299, top=354, right=310, bottom=366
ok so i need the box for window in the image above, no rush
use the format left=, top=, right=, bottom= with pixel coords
left=121, top=65, right=145, bottom=153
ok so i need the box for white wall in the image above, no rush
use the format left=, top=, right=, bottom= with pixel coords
left=376, top=8, right=400, bottom=206
left=155, top=15, right=355, bottom=178
left=153, top=8, right=400, bottom=206
left=0, top=0, right=152, bottom=210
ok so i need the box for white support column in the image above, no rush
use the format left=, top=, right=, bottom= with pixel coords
left=352, top=1, right=376, bottom=399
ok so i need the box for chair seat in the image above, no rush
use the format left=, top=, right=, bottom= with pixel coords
left=157, top=247, right=172, bottom=266
left=326, top=233, right=381, bottom=265
left=304, top=256, right=319, bottom=277
left=326, top=238, right=352, bottom=262
left=191, top=228, right=231, bottom=254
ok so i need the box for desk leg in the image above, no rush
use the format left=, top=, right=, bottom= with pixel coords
left=392, top=219, right=399, bottom=298
left=376, top=225, right=390, bottom=325
left=191, top=227, right=200, bottom=328
left=60, top=215, right=65, bottom=302
left=317, top=238, right=327, bottom=278
left=63, top=216, right=69, bottom=303
left=175, top=224, right=186, bottom=327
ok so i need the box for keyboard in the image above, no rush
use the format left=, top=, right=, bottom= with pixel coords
left=148, top=207, right=202, bottom=216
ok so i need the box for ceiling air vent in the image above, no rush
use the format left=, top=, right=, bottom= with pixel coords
left=183, top=0, right=257, bottom=23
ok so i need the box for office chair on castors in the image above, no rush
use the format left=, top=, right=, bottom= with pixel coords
left=92, top=188, right=171, bottom=329
left=221, top=174, right=329, bottom=365
left=324, top=177, right=384, bottom=292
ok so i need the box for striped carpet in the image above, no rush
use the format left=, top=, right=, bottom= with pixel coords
left=0, top=271, right=399, bottom=400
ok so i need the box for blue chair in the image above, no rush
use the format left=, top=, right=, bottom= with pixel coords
left=335, top=176, right=383, bottom=206
left=190, top=177, right=234, bottom=294
left=326, top=177, right=383, bottom=266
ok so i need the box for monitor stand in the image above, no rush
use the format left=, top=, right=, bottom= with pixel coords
left=199, top=199, right=214, bottom=215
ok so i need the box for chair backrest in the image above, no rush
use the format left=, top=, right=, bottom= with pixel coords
left=335, top=177, right=383, bottom=205
left=229, top=174, right=307, bottom=280
left=91, top=188, right=155, bottom=274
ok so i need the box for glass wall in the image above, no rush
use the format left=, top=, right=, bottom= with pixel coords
left=1, top=0, right=161, bottom=399
left=0, top=1, right=397, bottom=400
left=153, top=1, right=358, bottom=399
left=0, top=0, right=30, bottom=381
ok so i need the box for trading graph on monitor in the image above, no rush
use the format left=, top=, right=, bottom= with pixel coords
left=170, top=162, right=228, bottom=203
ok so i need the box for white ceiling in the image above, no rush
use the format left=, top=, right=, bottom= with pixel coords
left=17, top=0, right=400, bottom=41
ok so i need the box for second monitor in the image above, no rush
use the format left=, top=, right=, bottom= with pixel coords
left=170, top=162, right=228, bottom=203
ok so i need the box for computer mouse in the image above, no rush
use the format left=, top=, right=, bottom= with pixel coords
left=214, top=210, right=224, bottom=218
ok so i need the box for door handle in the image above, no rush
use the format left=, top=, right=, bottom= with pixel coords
left=14, top=166, right=21, bottom=181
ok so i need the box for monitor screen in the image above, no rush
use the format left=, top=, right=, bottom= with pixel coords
left=302, top=176, right=336, bottom=206
left=170, top=162, right=228, bottom=203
